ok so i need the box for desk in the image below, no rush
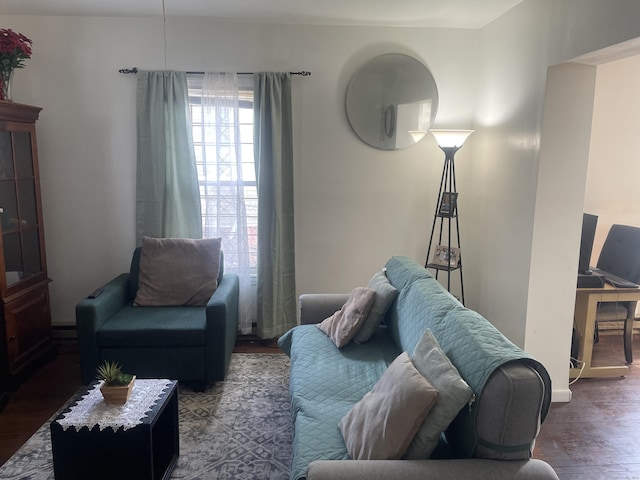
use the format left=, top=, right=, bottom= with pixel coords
left=570, top=284, right=640, bottom=379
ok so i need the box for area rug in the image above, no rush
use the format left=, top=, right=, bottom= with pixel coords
left=0, top=353, right=292, bottom=480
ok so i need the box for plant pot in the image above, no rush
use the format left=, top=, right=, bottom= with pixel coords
left=100, top=375, right=136, bottom=405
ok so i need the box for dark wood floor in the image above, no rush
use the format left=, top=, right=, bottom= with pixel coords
left=0, top=336, right=280, bottom=466
left=1, top=334, right=638, bottom=479
left=533, top=332, right=640, bottom=479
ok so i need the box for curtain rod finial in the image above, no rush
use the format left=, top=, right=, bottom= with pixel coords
left=119, top=67, right=138, bottom=74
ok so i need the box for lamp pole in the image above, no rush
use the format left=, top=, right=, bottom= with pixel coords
left=425, top=130, right=473, bottom=305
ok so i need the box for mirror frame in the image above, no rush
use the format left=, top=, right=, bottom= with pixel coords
left=345, top=53, right=439, bottom=151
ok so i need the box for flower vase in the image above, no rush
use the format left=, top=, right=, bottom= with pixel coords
left=0, top=70, right=13, bottom=101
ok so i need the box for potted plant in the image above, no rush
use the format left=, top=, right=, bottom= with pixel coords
left=0, top=29, right=33, bottom=101
left=96, top=360, right=135, bottom=405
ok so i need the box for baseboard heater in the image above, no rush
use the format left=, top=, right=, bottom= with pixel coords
left=52, top=325, right=78, bottom=341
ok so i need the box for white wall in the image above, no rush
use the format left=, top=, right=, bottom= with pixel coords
left=3, top=15, right=479, bottom=329
left=473, top=0, right=640, bottom=401
left=584, top=54, right=640, bottom=256
left=468, top=0, right=550, bottom=345
left=527, top=63, right=597, bottom=403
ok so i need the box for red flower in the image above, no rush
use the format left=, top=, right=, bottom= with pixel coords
left=0, top=29, right=32, bottom=71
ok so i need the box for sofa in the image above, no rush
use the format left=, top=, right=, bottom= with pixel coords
left=76, top=238, right=239, bottom=391
left=278, top=256, right=558, bottom=480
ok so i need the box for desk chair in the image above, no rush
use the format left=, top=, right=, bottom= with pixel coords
left=595, top=224, right=640, bottom=363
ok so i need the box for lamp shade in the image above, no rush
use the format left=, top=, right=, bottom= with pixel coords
left=408, top=130, right=427, bottom=142
left=430, top=129, right=474, bottom=148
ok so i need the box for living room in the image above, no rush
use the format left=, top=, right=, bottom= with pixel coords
left=1, top=0, right=640, bottom=475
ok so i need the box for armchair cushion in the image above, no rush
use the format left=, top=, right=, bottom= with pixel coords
left=96, top=305, right=207, bottom=347
left=134, top=237, right=222, bottom=306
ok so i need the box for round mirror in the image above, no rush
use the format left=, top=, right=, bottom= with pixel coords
left=346, top=53, right=439, bottom=150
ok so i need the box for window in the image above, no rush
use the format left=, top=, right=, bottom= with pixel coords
left=187, top=73, right=257, bottom=334
left=187, top=74, right=257, bottom=272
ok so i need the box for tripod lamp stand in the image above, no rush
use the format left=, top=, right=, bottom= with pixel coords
left=425, top=129, right=474, bottom=305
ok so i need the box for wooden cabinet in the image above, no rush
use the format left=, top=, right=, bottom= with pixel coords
left=0, top=101, right=53, bottom=399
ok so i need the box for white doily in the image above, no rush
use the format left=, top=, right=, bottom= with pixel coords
left=56, top=379, right=174, bottom=432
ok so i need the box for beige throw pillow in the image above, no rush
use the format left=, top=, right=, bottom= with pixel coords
left=134, top=237, right=222, bottom=306
left=339, top=352, right=439, bottom=460
left=405, top=329, right=474, bottom=459
left=353, top=268, right=398, bottom=344
left=317, top=287, right=376, bottom=348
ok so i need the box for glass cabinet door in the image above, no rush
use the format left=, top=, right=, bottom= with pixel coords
left=0, top=128, right=43, bottom=288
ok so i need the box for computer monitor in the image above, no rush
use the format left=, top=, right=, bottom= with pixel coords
left=578, top=213, right=598, bottom=275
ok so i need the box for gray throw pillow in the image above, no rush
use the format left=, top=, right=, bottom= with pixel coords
left=353, top=269, right=398, bottom=344
left=405, top=329, right=474, bottom=459
left=134, top=237, right=222, bottom=307
left=339, top=351, right=439, bottom=460
left=317, top=287, right=376, bottom=348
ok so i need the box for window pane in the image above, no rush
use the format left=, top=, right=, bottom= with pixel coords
left=3, top=231, right=21, bottom=276
left=14, top=132, right=33, bottom=178
left=18, top=179, right=38, bottom=227
left=22, top=227, right=42, bottom=277
left=188, top=76, right=257, bottom=273
left=239, top=124, right=253, bottom=143
left=0, top=131, right=14, bottom=179
left=0, top=180, right=18, bottom=232
left=192, top=124, right=203, bottom=143
left=239, top=107, right=253, bottom=123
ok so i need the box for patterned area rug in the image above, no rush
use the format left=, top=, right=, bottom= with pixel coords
left=0, top=353, right=292, bottom=480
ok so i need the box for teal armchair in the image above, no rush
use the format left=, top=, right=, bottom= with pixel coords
left=76, top=247, right=239, bottom=391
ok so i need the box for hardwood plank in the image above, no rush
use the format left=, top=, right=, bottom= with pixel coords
left=0, top=336, right=281, bottom=466
left=1, top=332, right=640, bottom=480
left=533, top=332, right=640, bottom=479
left=0, top=341, right=81, bottom=465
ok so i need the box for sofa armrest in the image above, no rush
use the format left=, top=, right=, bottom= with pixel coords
left=299, top=294, right=350, bottom=325
left=76, top=273, right=131, bottom=384
left=307, top=459, right=559, bottom=480
left=205, top=273, right=240, bottom=382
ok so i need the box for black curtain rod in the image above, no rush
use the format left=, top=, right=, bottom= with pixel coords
left=118, top=67, right=310, bottom=76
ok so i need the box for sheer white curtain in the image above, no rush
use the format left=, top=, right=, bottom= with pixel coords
left=197, top=72, right=256, bottom=334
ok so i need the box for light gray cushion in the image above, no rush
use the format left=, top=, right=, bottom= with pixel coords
left=134, top=237, right=221, bottom=307
left=353, top=268, right=398, bottom=344
left=339, top=351, right=439, bottom=460
left=405, top=329, right=474, bottom=459
left=317, top=287, right=376, bottom=348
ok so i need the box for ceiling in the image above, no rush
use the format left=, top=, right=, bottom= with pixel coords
left=0, top=0, right=523, bottom=29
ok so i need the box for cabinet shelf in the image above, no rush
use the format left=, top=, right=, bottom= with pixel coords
left=0, top=102, right=53, bottom=406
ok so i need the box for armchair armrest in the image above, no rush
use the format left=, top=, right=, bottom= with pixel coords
left=205, top=273, right=240, bottom=382
left=307, top=459, right=559, bottom=480
left=76, top=273, right=131, bottom=384
left=299, top=294, right=349, bottom=325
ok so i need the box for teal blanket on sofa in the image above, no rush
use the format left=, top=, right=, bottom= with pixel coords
left=382, top=257, right=551, bottom=422
left=279, top=256, right=552, bottom=480
left=279, top=325, right=400, bottom=480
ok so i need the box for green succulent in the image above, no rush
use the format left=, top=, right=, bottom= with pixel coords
left=96, top=360, right=133, bottom=386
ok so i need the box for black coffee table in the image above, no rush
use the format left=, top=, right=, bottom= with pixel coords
left=50, top=379, right=179, bottom=480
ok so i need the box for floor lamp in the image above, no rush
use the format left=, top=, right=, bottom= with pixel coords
left=425, top=129, right=474, bottom=305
